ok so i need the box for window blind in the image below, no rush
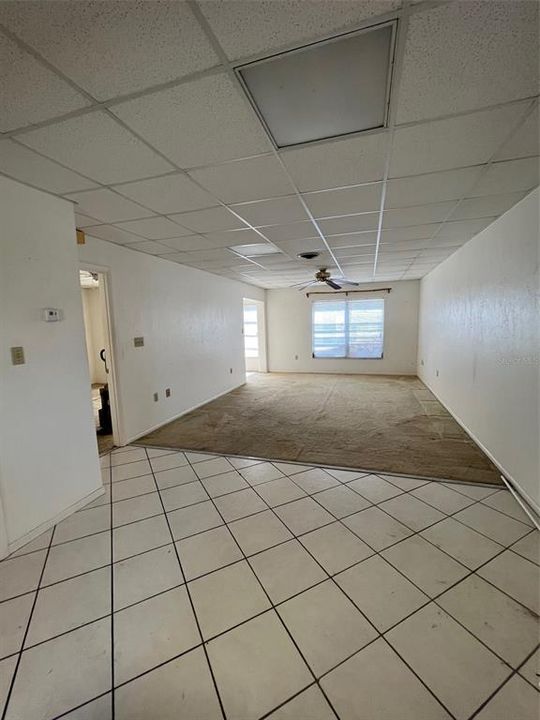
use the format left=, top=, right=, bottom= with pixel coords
left=312, top=299, right=384, bottom=359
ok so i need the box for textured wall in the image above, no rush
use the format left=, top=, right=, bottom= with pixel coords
left=418, top=189, right=539, bottom=510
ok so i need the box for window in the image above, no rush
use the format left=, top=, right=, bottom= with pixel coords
left=243, top=304, right=259, bottom=358
left=312, top=299, right=384, bottom=359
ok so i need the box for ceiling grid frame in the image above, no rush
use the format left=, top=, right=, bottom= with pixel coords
left=186, top=0, right=349, bottom=278
left=399, top=98, right=539, bottom=278
left=0, top=16, right=294, bottom=271
left=0, top=0, right=537, bottom=287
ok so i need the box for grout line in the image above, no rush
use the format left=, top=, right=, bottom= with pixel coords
left=228, top=464, right=458, bottom=719
left=467, top=642, right=540, bottom=719
left=0, top=524, right=57, bottom=720
left=142, top=449, right=228, bottom=720
left=2, top=504, right=533, bottom=678
left=51, top=691, right=112, bottom=720
left=2, top=447, right=535, bottom=719
left=177, top=449, right=343, bottom=719
left=106, top=458, right=116, bottom=719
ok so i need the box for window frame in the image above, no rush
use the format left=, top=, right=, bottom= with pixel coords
left=311, top=297, right=385, bottom=360
left=243, top=303, right=259, bottom=359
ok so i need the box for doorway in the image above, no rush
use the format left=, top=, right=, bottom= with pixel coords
left=243, top=298, right=267, bottom=374
left=80, top=269, right=118, bottom=454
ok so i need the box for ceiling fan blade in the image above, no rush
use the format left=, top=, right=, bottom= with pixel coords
left=326, top=279, right=342, bottom=290
left=292, top=280, right=317, bottom=291
left=338, top=279, right=360, bottom=286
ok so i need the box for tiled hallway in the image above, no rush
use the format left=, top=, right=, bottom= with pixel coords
left=0, top=446, right=538, bottom=720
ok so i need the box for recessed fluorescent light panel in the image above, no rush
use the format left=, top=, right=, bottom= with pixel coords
left=229, top=243, right=282, bottom=257
left=237, top=22, right=396, bottom=148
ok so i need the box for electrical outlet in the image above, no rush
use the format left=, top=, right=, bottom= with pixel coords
left=165, top=388, right=171, bottom=398
left=153, top=392, right=159, bottom=402
left=230, top=368, right=233, bottom=374
left=436, top=369, right=439, bottom=377
left=134, top=337, right=144, bottom=348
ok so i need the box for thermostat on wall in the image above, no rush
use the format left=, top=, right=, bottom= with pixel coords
left=42, top=308, right=63, bottom=322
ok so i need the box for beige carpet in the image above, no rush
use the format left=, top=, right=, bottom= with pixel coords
left=140, top=373, right=502, bottom=485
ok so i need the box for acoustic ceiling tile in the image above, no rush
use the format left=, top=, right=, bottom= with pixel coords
left=262, top=221, right=319, bottom=243
left=281, top=131, right=389, bottom=192
left=326, top=232, right=378, bottom=248
left=0, top=139, right=97, bottom=194
left=232, top=196, right=309, bottom=227
left=450, top=192, right=528, bottom=221
left=0, top=0, right=219, bottom=100
left=496, top=105, right=539, bottom=161
left=189, top=155, right=295, bottom=204
left=202, top=228, right=264, bottom=247
left=396, top=0, right=539, bottom=123
left=112, top=73, right=272, bottom=168
left=385, top=167, right=483, bottom=210
left=318, top=213, right=379, bottom=235
left=126, top=241, right=178, bottom=255
left=471, top=158, right=540, bottom=197
left=66, top=189, right=154, bottom=223
left=333, top=246, right=375, bottom=258
left=390, top=104, right=525, bottom=178
left=169, top=206, right=248, bottom=233
left=382, top=202, right=456, bottom=229
left=18, top=111, right=173, bottom=185
left=303, top=183, right=382, bottom=218
left=114, top=174, right=217, bottom=215
left=115, top=216, right=191, bottom=240
left=273, top=237, right=327, bottom=255
left=84, top=224, right=150, bottom=246
left=0, top=33, right=90, bottom=133
left=74, top=212, right=101, bottom=228
left=380, top=224, right=441, bottom=242
left=198, top=0, right=400, bottom=61
left=160, top=235, right=218, bottom=252
left=436, top=218, right=496, bottom=241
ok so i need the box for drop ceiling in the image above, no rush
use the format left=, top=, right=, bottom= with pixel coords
left=0, top=0, right=538, bottom=290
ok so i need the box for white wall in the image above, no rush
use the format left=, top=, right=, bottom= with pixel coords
left=267, top=281, right=420, bottom=375
left=79, top=236, right=265, bottom=443
left=81, top=287, right=108, bottom=384
left=418, top=189, right=539, bottom=511
left=0, top=177, right=102, bottom=553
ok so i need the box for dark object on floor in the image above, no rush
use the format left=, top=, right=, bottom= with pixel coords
left=139, top=373, right=503, bottom=485
left=97, top=385, right=112, bottom=435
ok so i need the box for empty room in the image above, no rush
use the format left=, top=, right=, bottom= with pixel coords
left=0, top=1, right=538, bottom=719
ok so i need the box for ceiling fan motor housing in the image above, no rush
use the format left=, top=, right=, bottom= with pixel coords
left=315, top=268, right=331, bottom=282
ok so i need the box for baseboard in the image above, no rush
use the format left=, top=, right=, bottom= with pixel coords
left=125, top=381, right=247, bottom=445
left=4, top=486, right=106, bottom=559
left=267, top=368, right=417, bottom=376
left=419, top=374, right=539, bottom=523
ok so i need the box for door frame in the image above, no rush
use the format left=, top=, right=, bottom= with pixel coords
left=80, top=263, right=124, bottom=448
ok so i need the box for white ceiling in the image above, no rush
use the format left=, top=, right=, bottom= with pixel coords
left=0, top=0, right=538, bottom=289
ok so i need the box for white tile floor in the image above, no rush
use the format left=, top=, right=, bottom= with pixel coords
left=0, top=445, right=538, bottom=720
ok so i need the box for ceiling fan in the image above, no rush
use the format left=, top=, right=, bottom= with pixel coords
left=293, top=268, right=360, bottom=291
